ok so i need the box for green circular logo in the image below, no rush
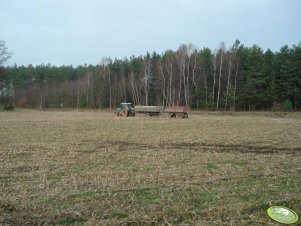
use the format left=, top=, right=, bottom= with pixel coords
left=267, top=206, right=299, bottom=224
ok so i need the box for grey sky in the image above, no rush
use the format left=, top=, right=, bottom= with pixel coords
left=1, top=0, right=300, bottom=66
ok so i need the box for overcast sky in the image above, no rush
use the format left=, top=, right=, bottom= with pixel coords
left=1, top=0, right=300, bottom=66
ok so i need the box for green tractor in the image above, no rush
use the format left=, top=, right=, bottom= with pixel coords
left=114, top=103, right=135, bottom=117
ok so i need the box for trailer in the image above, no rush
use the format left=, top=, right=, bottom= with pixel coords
left=114, top=103, right=191, bottom=118
left=134, top=105, right=163, bottom=116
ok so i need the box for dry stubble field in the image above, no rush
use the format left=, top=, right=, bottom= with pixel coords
left=0, top=110, right=300, bottom=226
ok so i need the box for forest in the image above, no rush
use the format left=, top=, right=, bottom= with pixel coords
left=1, top=40, right=301, bottom=111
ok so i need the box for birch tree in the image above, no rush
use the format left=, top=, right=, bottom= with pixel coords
left=176, top=44, right=193, bottom=106
left=0, top=41, right=12, bottom=103
left=0, top=41, right=12, bottom=67
left=216, top=42, right=225, bottom=110
left=100, top=57, right=112, bottom=109
left=212, top=51, right=217, bottom=105
left=224, top=52, right=232, bottom=110
left=231, top=40, right=242, bottom=111
left=142, top=53, right=151, bottom=105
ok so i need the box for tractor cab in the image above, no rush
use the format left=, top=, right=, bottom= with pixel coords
left=120, top=103, right=132, bottom=110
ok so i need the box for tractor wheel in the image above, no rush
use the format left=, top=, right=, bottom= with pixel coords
left=114, top=111, right=119, bottom=117
left=122, top=109, right=128, bottom=117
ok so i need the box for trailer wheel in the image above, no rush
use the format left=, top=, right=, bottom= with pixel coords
left=182, top=113, right=188, bottom=118
left=170, top=113, right=176, bottom=118
left=122, top=109, right=128, bottom=117
left=114, top=111, right=119, bottom=117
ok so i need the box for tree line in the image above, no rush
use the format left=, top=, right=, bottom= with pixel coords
left=1, top=40, right=301, bottom=111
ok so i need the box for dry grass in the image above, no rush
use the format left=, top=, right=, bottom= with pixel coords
left=0, top=109, right=300, bottom=225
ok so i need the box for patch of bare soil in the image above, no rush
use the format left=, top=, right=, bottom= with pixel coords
left=108, top=141, right=301, bottom=156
